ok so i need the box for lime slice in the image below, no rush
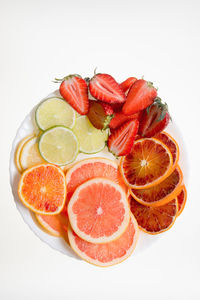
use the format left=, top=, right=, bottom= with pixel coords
left=35, top=97, right=76, bottom=131
left=20, top=136, right=45, bottom=170
left=73, top=116, right=108, bottom=154
left=39, top=126, right=79, bottom=165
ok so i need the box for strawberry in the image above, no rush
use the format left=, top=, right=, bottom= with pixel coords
left=107, top=119, right=139, bottom=156
left=109, top=111, right=141, bottom=130
left=87, top=100, right=114, bottom=130
left=138, top=98, right=170, bottom=137
left=89, top=73, right=126, bottom=104
left=56, top=74, right=89, bottom=115
left=120, top=77, right=137, bottom=94
left=122, top=79, right=157, bottom=115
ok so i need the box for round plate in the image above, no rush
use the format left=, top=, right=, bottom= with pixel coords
left=9, top=91, right=189, bottom=260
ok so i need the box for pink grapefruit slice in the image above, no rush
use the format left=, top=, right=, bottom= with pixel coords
left=35, top=214, right=63, bottom=237
left=68, top=178, right=130, bottom=244
left=65, top=157, right=127, bottom=201
left=68, top=214, right=139, bottom=267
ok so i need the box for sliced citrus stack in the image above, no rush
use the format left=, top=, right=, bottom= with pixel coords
left=39, top=126, right=79, bottom=166
left=154, top=131, right=179, bottom=169
left=177, top=185, right=187, bottom=216
left=68, top=178, right=130, bottom=244
left=15, top=134, right=35, bottom=172
left=129, top=194, right=178, bottom=234
left=35, top=97, right=76, bottom=130
left=130, top=166, right=183, bottom=207
left=65, top=157, right=127, bottom=200
left=68, top=214, right=139, bottom=267
left=18, top=164, right=66, bottom=215
left=72, top=116, right=108, bottom=154
left=20, top=136, right=45, bottom=170
left=120, top=138, right=173, bottom=189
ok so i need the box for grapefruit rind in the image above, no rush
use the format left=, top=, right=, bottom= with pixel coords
left=68, top=214, right=139, bottom=267
left=68, top=178, right=130, bottom=244
left=130, top=165, right=183, bottom=207
left=35, top=214, right=61, bottom=237
left=18, top=164, right=66, bottom=215
left=15, top=134, right=35, bottom=173
left=120, top=138, right=174, bottom=189
left=177, top=185, right=187, bottom=216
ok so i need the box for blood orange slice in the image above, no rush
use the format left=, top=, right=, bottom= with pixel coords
left=130, top=166, right=183, bottom=207
left=120, top=138, right=173, bottom=189
left=68, top=214, right=139, bottom=267
left=18, top=164, right=66, bottom=215
left=177, top=185, right=187, bottom=216
left=129, top=194, right=178, bottom=234
left=68, top=178, right=130, bottom=244
left=154, top=131, right=179, bottom=169
left=66, top=157, right=127, bottom=200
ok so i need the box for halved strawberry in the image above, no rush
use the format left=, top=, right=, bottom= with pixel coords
left=107, top=119, right=139, bottom=156
left=57, top=74, right=89, bottom=115
left=138, top=98, right=170, bottom=137
left=109, top=111, right=141, bottom=130
left=122, top=79, right=157, bottom=115
left=120, top=77, right=137, bottom=94
left=89, top=73, right=126, bottom=104
left=87, top=100, right=114, bottom=130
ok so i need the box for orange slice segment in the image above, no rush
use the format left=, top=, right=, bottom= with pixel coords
left=177, top=185, right=187, bottom=216
left=68, top=178, right=130, bottom=244
left=35, top=214, right=63, bottom=237
left=129, top=194, right=178, bottom=234
left=15, top=134, right=35, bottom=173
left=66, top=157, right=127, bottom=200
left=68, top=214, right=139, bottom=267
left=120, top=138, right=173, bottom=189
left=154, top=131, right=179, bottom=169
left=130, top=166, right=183, bottom=207
left=18, top=164, right=66, bottom=215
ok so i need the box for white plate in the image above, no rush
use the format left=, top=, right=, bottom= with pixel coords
left=9, top=91, right=189, bottom=260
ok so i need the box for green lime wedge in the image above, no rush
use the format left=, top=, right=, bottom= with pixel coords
left=35, top=97, right=76, bottom=131
left=39, top=126, right=79, bottom=165
left=73, top=116, right=108, bottom=154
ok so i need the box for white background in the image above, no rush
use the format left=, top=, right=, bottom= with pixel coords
left=1, top=0, right=200, bottom=299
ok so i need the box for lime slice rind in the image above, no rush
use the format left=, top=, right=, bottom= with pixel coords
left=35, top=97, right=76, bottom=131
left=39, top=126, right=79, bottom=166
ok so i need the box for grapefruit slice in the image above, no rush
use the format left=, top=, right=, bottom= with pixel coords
left=18, top=164, right=66, bottom=215
left=154, top=131, right=179, bottom=169
left=177, top=185, right=187, bottom=216
left=130, top=166, right=183, bottom=207
left=66, top=157, right=127, bottom=200
left=120, top=138, right=173, bottom=189
left=35, top=214, right=63, bottom=237
left=68, top=214, right=139, bottom=267
left=68, top=178, right=130, bottom=244
left=129, top=194, right=178, bottom=234
left=15, top=134, right=35, bottom=173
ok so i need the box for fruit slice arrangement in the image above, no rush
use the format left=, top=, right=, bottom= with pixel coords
left=15, top=72, right=187, bottom=266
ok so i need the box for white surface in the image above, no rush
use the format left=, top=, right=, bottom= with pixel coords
left=9, top=90, right=189, bottom=259
left=1, top=1, right=200, bottom=300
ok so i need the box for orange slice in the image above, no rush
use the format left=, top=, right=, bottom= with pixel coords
left=130, top=166, right=183, bottom=207
left=68, top=214, right=139, bottom=267
left=18, top=164, right=66, bottom=215
left=129, top=194, right=178, bottom=234
left=15, top=134, right=35, bottom=173
left=120, top=138, right=173, bottom=189
left=66, top=157, right=127, bottom=200
left=35, top=214, right=63, bottom=237
left=68, top=178, right=130, bottom=244
left=154, top=131, right=179, bottom=169
left=177, top=185, right=187, bottom=216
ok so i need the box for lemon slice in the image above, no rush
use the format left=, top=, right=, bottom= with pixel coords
left=35, top=97, right=76, bottom=131
left=73, top=116, right=108, bottom=154
left=15, top=134, right=35, bottom=172
left=39, top=126, right=79, bottom=165
left=20, top=136, right=45, bottom=170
